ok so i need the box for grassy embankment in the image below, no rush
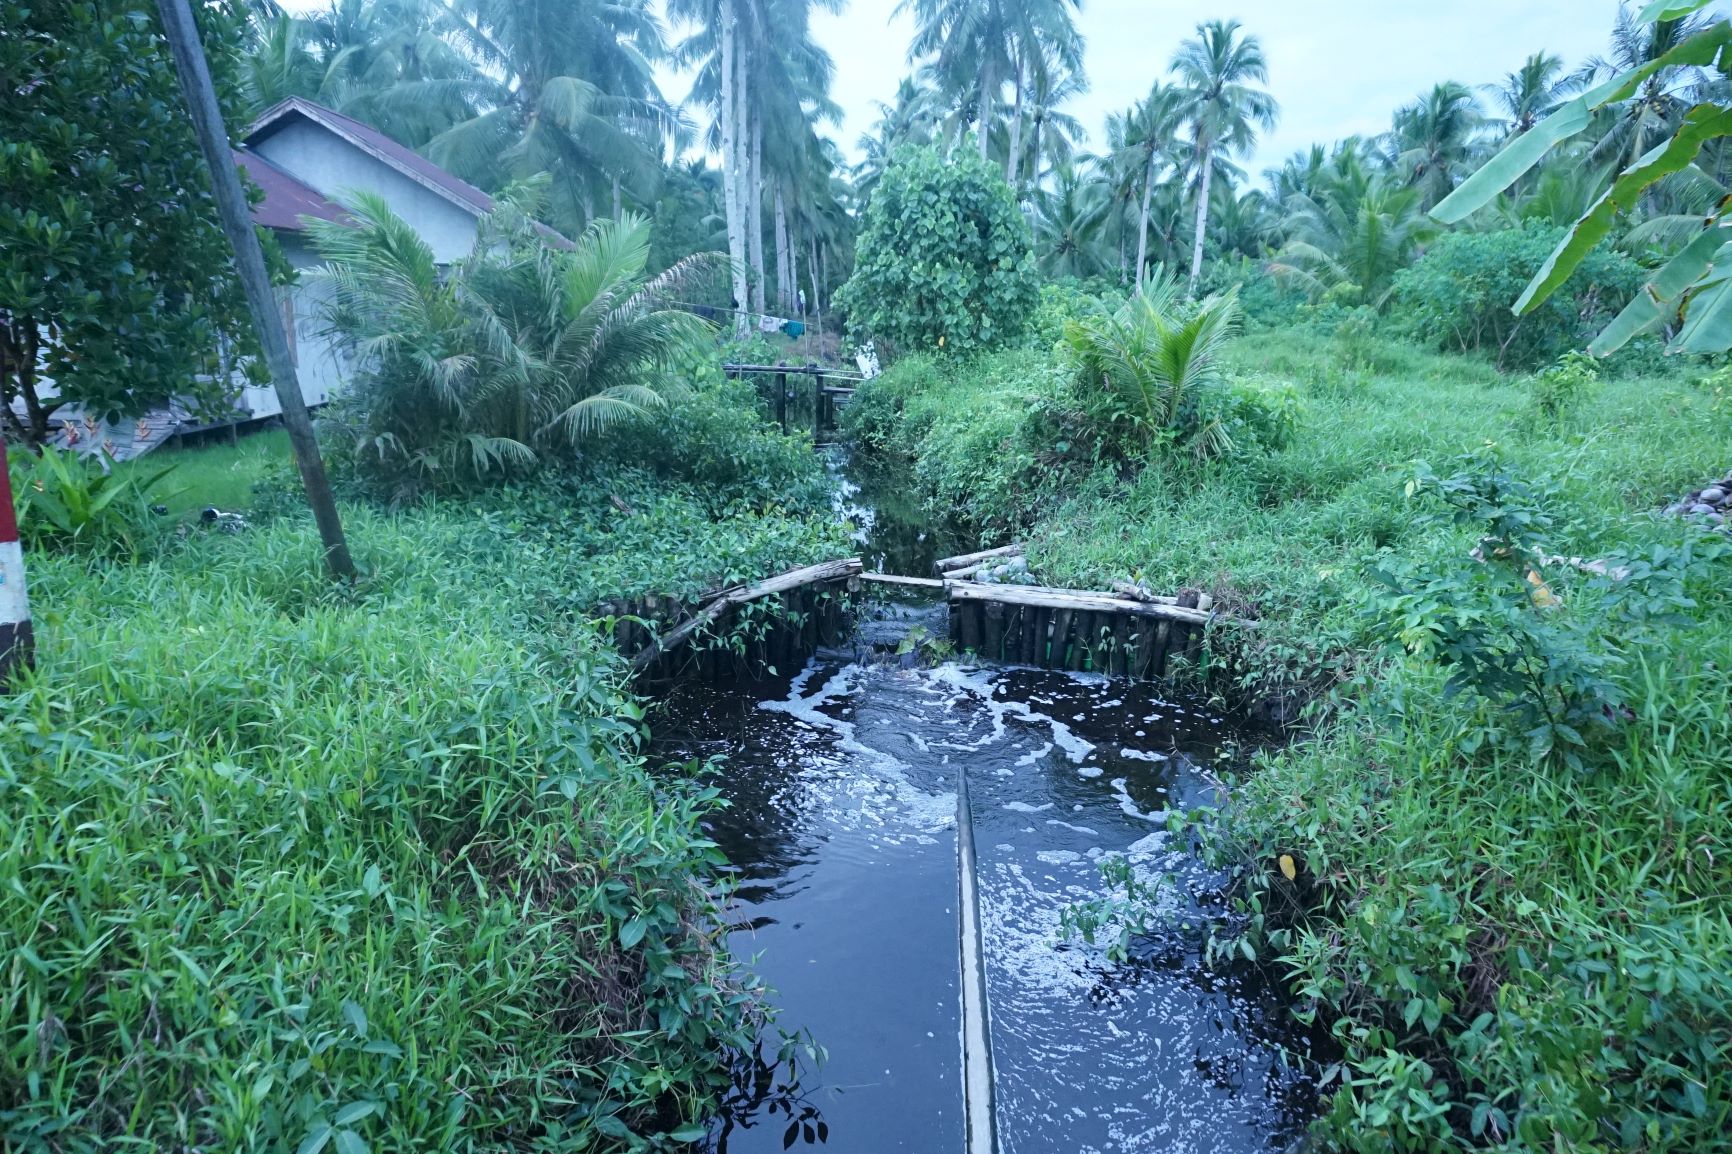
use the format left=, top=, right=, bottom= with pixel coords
left=1, top=377, right=849, bottom=1152
left=845, top=325, right=1732, bottom=1150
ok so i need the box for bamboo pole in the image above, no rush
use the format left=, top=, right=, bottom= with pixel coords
left=934, top=543, right=1024, bottom=576
left=946, top=580, right=1212, bottom=625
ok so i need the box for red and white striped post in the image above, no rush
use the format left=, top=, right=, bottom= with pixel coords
left=0, top=433, right=33, bottom=689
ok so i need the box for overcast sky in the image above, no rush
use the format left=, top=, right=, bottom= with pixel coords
left=277, top=0, right=1672, bottom=186
left=769, top=0, right=1631, bottom=176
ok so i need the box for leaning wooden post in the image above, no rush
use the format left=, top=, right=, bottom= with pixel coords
left=812, top=371, right=825, bottom=445
left=155, top=0, right=355, bottom=581
left=0, top=434, right=32, bottom=690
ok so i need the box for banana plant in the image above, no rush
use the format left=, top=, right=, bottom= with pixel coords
left=1431, top=0, right=1732, bottom=355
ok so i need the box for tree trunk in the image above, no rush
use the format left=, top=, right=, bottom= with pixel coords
left=612, top=172, right=621, bottom=221
left=720, top=7, right=749, bottom=334
left=156, top=0, right=353, bottom=580
left=808, top=224, right=822, bottom=317
left=748, top=109, right=766, bottom=314
left=1188, top=139, right=1213, bottom=296
left=1136, top=148, right=1155, bottom=288
left=976, top=53, right=994, bottom=160
left=774, top=184, right=790, bottom=312
left=1006, top=52, right=1024, bottom=188
left=1029, top=112, right=1044, bottom=191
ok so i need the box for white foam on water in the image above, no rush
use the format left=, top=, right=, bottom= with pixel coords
left=930, top=665, right=1098, bottom=764
left=1046, top=820, right=1100, bottom=836
left=1119, top=748, right=1169, bottom=763
left=1037, top=850, right=1082, bottom=865
left=1006, top=801, right=1054, bottom=813
left=1110, top=778, right=1164, bottom=822
left=1015, top=742, right=1054, bottom=767
left=757, top=663, right=955, bottom=833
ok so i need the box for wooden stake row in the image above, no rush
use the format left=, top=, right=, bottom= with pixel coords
left=947, top=588, right=1208, bottom=678
left=616, top=558, right=863, bottom=680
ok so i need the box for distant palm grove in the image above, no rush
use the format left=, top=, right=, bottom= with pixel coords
left=233, top=0, right=1729, bottom=354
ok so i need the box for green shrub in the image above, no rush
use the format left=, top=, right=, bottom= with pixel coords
left=585, top=366, right=832, bottom=515
left=0, top=510, right=767, bottom=1152
left=834, top=144, right=1038, bottom=357
left=1389, top=224, right=1643, bottom=371
left=838, top=352, right=950, bottom=456
left=7, top=447, right=174, bottom=557
left=842, top=348, right=1072, bottom=532
left=1025, top=280, right=1126, bottom=352
left=1526, top=350, right=1600, bottom=429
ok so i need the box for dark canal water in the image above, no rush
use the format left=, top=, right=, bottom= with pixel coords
left=652, top=611, right=1325, bottom=1153
left=649, top=451, right=1324, bottom=1152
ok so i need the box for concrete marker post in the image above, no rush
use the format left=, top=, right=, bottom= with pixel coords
left=0, top=435, right=34, bottom=689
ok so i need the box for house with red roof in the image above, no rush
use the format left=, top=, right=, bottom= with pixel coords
left=37, top=97, right=550, bottom=458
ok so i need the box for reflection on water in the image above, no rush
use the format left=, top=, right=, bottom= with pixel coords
left=653, top=638, right=1325, bottom=1153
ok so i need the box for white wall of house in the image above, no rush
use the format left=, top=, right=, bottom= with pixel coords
left=243, top=236, right=350, bottom=420
left=252, top=119, right=480, bottom=264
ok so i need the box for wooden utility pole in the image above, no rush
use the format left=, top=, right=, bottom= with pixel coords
left=155, top=0, right=355, bottom=580
left=0, top=433, right=33, bottom=690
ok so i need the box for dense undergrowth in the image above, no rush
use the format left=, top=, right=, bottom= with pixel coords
left=2, top=364, right=846, bottom=1151
left=844, top=319, right=1732, bottom=1150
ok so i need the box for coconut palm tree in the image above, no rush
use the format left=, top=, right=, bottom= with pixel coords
left=897, top=0, right=1081, bottom=162
left=1381, top=81, right=1488, bottom=209
left=309, top=191, right=720, bottom=490
left=1574, top=2, right=1718, bottom=171
left=421, top=0, right=675, bottom=232
left=1170, top=20, right=1279, bottom=295
left=1061, top=269, right=1245, bottom=460
left=1032, top=163, right=1111, bottom=278
left=1267, top=140, right=1433, bottom=308
left=1485, top=52, right=1582, bottom=138
left=1107, top=82, right=1187, bottom=288
left=856, top=77, right=939, bottom=200
left=1015, top=56, right=1088, bottom=192
left=671, top=0, right=840, bottom=320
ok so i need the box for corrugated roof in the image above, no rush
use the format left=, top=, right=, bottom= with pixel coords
left=234, top=147, right=346, bottom=232
left=245, top=97, right=574, bottom=251
left=249, top=96, right=496, bottom=217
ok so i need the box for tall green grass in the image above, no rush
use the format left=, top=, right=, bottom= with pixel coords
left=0, top=508, right=775, bottom=1152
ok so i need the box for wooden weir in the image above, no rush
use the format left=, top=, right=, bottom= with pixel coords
left=614, top=548, right=1219, bottom=684
left=925, top=544, right=1217, bottom=679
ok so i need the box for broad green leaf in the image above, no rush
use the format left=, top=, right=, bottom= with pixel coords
left=667, top=1123, right=709, bottom=1142
left=333, top=1101, right=378, bottom=1126
left=1516, top=104, right=1732, bottom=314
left=1432, top=101, right=1591, bottom=223
left=296, top=1124, right=333, bottom=1154
left=618, top=916, right=648, bottom=949
left=341, top=999, right=368, bottom=1039
left=1671, top=273, right=1732, bottom=352
left=1637, top=0, right=1714, bottom=20
left=332, top=1130, right=368, bottom=1154
left=1590, top=230, right=1732, bottom=354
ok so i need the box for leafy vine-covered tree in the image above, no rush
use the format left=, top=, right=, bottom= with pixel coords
left=1, top=0, right=256, bottom=447
left=835, top=144, right=1038, bottom=356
